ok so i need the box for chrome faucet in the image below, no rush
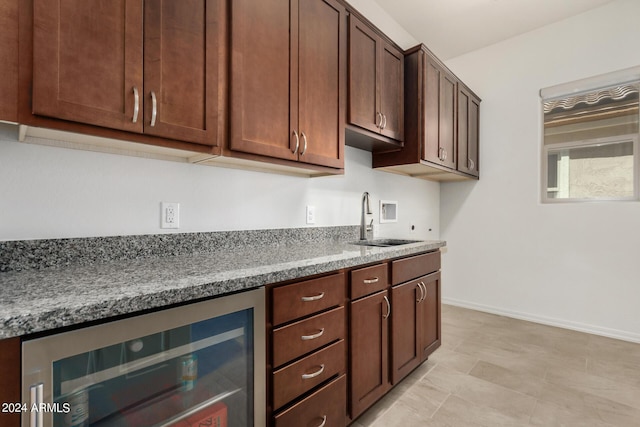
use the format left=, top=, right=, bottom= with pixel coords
left=360, top=191, right=373, bottom=240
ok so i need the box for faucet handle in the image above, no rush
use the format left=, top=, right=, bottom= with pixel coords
left=367, top=218, right=374, bottom=231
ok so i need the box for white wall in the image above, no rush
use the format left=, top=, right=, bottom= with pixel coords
left=0, top=126, right=439, bottom=241
left=442, top=0, right=640, bottom=342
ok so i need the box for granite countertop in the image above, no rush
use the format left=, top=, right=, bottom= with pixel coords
left=0, top=227, right=445, bottom=339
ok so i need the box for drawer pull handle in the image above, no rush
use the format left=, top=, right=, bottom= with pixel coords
left=301, top=328, right=325, bottom=341
left=363, top=277, right=379, bottom=284
left=301, top=292, right=324, bottom=302
left=301, top=364, right=325, bottom=379
left=317, top=415, right=327, bottom=427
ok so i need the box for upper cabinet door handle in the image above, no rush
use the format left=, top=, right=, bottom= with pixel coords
left=150, top=91, right=157, bottom=127
left=376, top=112, right=383, bottom=128
left=300, top=132, right=308, bottom=156
left=381, top=114, right=387, bottom=130
left=132, top=87, right=139, bottom=123
left=301, top=292, right=324, bottom=302
left=292, top=130, right=300, bottom=154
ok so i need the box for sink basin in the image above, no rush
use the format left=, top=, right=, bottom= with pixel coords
left=351, top=239, right=423, bottom=248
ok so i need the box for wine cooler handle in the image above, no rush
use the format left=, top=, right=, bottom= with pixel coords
left=30, top=383, right=44, bottom=427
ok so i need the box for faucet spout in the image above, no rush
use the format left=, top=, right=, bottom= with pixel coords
left=360, top=192, right=372, bottom=240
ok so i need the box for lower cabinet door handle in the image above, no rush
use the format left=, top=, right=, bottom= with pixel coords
left=383, top=295, right=391, bottom=319
left=301, top=292, right=324, bottom=302
left=363, top=277, right=379, bottom=284
left=301, top=328, right=325, bottom=341
left=317, top=415, right=327, bottom=427
left=301, top=364, right=325, bottom=379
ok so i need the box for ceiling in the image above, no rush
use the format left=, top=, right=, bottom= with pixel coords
left=372, top=0, right=617, bottom=60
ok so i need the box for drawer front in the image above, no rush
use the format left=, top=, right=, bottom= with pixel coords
left=391, top=251, right=441, bottom=285
left=275, top=374, right=346, bottom=427
left=272, top=339, right=346, bottom=410
left=350, top=263, right=388, bottom=299
left=272, top=272, right=346, bottom=326
left=273, top=306, right=345, bottom=368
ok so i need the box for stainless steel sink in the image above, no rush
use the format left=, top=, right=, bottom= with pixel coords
left=350, top=239, right=423, bottom=247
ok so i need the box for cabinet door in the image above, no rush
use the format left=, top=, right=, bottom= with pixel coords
left=229, top=0, right=297, bottom=161
left=297, top=0, right=345, bottom=168
left=390, top=280, right=421, bottom=384
left=349, top=290, right=390, bottom=419
left=379, top=41, right=404, bottom=141
left=348, top=15, right=380, bottom=135
left=423, top=54, right=456, bottom=170
left=458, top=84, right=480, bottom=177
left=0, top=0, right=18, bottom=122
left=0, top=338, right=20, bottom=427
left=420, top=272, right=442, bottom=359
left=143, top=0, right=221, bottom=146
left=32, top=0, right=143, bottom=133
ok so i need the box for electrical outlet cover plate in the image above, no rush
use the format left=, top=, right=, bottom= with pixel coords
left=161, top=202, right=180, bottom=229
left=306, top=205, right=316, bottom=224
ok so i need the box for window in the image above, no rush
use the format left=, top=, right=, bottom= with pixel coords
left=541, top=79, right=639, bottom=202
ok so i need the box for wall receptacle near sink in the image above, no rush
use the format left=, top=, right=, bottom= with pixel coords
left=380, top=200, right=398, bottom=223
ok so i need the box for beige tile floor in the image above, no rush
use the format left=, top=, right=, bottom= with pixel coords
left=352, top=304, right=640, bottom=426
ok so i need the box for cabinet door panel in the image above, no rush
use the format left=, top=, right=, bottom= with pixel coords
left=423, top=57, right=441, bottom=164
left=380, top=42, right=403, bottom=141
left=390, top=280, right=420, bottom=384
left=33, top=0, right=143, bottom=132
left=440, top=72, right=457, bottom=170
left=350, top=290, right=389, bottom=419
left=298, top=0, right=345, bottom=168
left=457, top=87, right=470, bottom=173
left=0, top=0, right=18, bottom=122
left=144, top=0, right=220, bottom=146
left=469, top=95, right=480, bottom=177
left=348, top=15, right=379, bottom=135
left=421, top=272, right=442, bottom=359
left=229, top=0, right=296, bottom=160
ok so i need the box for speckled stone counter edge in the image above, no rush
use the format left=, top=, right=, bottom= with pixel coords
left=0, top=226, right=359, bottom=272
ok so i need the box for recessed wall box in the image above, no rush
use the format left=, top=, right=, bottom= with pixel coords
left=380, top=200, right=398, bottom=223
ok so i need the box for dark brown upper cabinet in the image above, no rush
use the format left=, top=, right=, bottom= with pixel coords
left=230, top=0, right=346, bottom=171
left=373, top=44, right=481, bottom=181
left=457, top=82, right=480, bottom=177
left=0, top=0, right=18, bottom=123
left=423, top=52, right=457, bottom=170
left=30, top=0, right=222, bottom=148
left=347, top=15, right=403, bottom=150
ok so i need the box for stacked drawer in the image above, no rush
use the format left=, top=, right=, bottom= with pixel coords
left=270, top=272, right=347, bottom=427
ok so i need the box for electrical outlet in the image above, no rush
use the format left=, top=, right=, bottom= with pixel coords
left=306, top=205, right=316, bottom=224
left=161, top=202, right=180, bottom=229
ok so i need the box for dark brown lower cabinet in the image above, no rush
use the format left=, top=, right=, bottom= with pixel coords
left=390, top=271, right=442, bottom=384
left=0, top=337, right=20, bottom=427
left=274, top=374, right=346, bottom=427
left=349, top=289, right=390, bottom=420
left=420, top=271, right=442, bottom=359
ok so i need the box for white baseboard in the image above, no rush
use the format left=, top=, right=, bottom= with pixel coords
left=442, top=297, right=640, bottom=344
